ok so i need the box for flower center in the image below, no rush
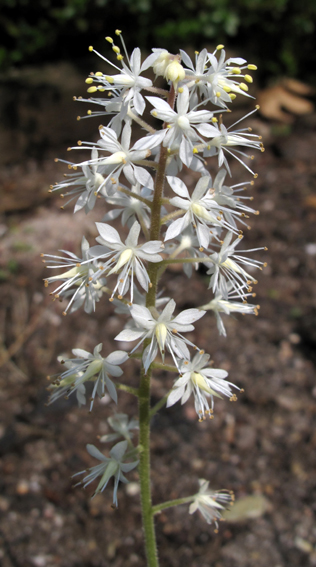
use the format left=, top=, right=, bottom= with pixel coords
left=177, top=115, right=190, bottom=130
left=155, top=323, right=168, bottom=352
left=191, top=203, right=211, bottom=221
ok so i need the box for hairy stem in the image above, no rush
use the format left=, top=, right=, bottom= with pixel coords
left=138, top=84, right=177, bottom=567
left=152, top=496, right=193, bottom=515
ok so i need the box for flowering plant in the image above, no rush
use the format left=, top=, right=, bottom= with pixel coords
left=45, top=32, right=265, bottom=566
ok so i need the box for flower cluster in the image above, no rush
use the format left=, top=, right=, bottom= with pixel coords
left=45, top=32, right=265, bottom=526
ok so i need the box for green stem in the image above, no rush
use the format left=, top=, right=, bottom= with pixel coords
left=151, top=362, right=178, bottom=372
left=152, top=496, right=193, bottom=515
left=116, top=383, right=139, bottom=396
left=138, top=84, right=177, bottom=567
left=160, top=209, right=184, bottom=225
left=117, top=185, right=153, bottom=208
left=161, top=256, right=211, bottom=265
left=138, top=363, right=158, bottom=567
left=149, top=393, right=169, bottom=419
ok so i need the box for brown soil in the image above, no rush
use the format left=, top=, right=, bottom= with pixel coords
left=0, top=64, right=316, bottom=567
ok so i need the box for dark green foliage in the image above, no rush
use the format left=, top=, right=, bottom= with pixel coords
left=0, top=0, right=315, bottom=82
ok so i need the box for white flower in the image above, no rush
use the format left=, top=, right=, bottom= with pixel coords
left=167, top=351, right=238, bottom=420
left=100, top=413, right=139, bottom=443
left=147, top=86, right=218, bottom=167
left=206, top=231, right=264, bottom=300
left=75, top=121, right=155, bottom=194
left=164, top=226, right=204, bottom=278
left=164, top=175, right=224, bottom=249
left=102, top=182, right=152, bottom=229
left=203, top=111, right=263, bottom=175
left=48, top=344, right=129, bottom=409
left=189, top=479, right=234, bottom=528
left=115, top=299, right=206, bottom=371
left=75, top=441, right=138, bottom=506
left=51, top=148, right=106, bottom=213
left=42, top=236, right=102, bottom=314
left=89, top=220, right=163, bottom=303
left=205, top=168, right=258, bottom=231
left=86, top=42, right=156, bottom=116
left=200, top=286, right=260, bottom=337
left=180, top=47, right=255, bottom=108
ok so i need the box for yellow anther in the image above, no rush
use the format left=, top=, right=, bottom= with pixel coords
left=229, top=93, right=236, bottom=100
left=95, top=72, right=103, bottom=77
left=105, top=75, right=114, bottom=83
left=223, top=86, right=231, bottom=92
left=232, top=67, right=241, bottom=74
left=166, top=124, right=172, bottom=129
left=85, top=77, right=94, bottom=84
left=216, top=44, right=224, bottom=50
left=255, top=104, right=260, bottom=110
left=239, top=82, right=248, bottom=91
left=195, top=50, right=199, bottom=54
left=254, top=173, right=258, bottom=178
left=76, top=116, right=81, bottom=121
left=112, top=45, right=120, bottom=54
left=99, top=88, right=105, bottom=92
left=87, top=110, right=92, bottom=115
left=244, top=74, right=253, bottom=83
left=115, top=29, right=122, bottom=35
left=211, top=117, right=218, bottom=123
left=216, top=91, right=221, bottom=98
left=88, top=46, right=93, bottom=51
left=117, top=55, right=124, bottom=61
left=193, top=148, right=199, bottom=154
left=77, top=140, right=82, bottom=146
left=178, top=87, right=184, bottom=93
left=248, top=64, right=257, bottom=70
left=105, top=36, right=113, bottom=43
left=73, top=96, right=77, bottom=101
left=87, top=86, right=98, bottom=93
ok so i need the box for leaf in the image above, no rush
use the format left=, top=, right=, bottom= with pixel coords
left=223, top=495, right=271, bottom=522
left=257, top=78, right=314, bottom=123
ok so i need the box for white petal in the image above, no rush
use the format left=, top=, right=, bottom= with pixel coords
left=125, top=221, right=141, bottom=247
left=106, top=350, right=129, bottom=365
left=115, top=329, right=145, bottom=342
left=96, top=223, right=122, bottom=245
left=166, top=176, right=189, bottom=198
left=164, top=216, right=187, bottom=241
left=173, top=308, right=206, bottom=325
left=86, top=444, right=107, bottom=461
left=166, top=386, right=185, bottom=407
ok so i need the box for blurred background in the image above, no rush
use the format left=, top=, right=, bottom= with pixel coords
left=0, top=2, right=316, bottom=567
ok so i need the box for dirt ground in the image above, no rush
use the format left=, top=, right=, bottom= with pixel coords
left=0, top=63, right=316, bottom=567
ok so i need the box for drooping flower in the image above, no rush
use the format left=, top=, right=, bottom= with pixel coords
left=189, top=479, right=234, bottom=528
left=50, top=148, right=106, bottom=213
left=199, top=285, right=259, bottom=337
left=88, top=220, right=164, bottom=303
left=102, top=182, right=153, bottom=229
left=206, top=231, right=265, bottom=300
left=167, top=351, right=238, bottom=420
left=75, top=441, right=138, bottom=506
left=100, top=413, right=139, bottom=443
left=42, top=236, right=102, bottom=314
left=115, top=299, right=206, bottom=371
left=48, top=344, right=129, bottom=409
left=203, top=110, right=263, bottom=175
left=73, top=121, right=158, bottom=194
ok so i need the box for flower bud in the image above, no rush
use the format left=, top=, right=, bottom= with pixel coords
left=164, top=60, right=186, bottom=85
